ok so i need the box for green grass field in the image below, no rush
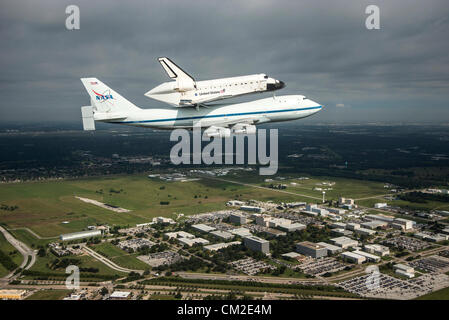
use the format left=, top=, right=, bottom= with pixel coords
left=0, top=174, right=319, bottom=237
left=91, top=242, right=149, bottom=270
left=25, top=289, right=71, bottom=300
left=0, top=233, right=24, bottom=277
left=416, top=286, right=449, bottom=300
left=0, top=172, right=441, bottom=239
left=254, top=176, right=387, bottom=201
left=24, top=250, right=126, bottom=281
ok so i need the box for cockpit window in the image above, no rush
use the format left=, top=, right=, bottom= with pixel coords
left=264, top=75, right=268, bottom=79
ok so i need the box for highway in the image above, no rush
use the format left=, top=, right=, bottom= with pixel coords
left=0, top=225, right=36, bottom=279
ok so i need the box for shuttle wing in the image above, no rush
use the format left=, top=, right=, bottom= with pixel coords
left=158, top=57, right=195, bottom=82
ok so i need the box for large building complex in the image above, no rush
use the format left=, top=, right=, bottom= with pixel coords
left=243, top=235, right=270, bottom=254
left=295, top=241, right=327, bottom=258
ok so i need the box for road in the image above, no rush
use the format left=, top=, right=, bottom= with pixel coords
left=176, top=272, right=325, bottom=285
left=0, top=226, right=36, bottom=279
left=82, top=246, right=144, bottom=275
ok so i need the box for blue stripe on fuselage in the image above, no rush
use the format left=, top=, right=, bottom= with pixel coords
left=110, top=105, right=322, bottom=124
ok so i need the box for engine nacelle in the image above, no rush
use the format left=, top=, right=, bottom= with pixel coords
left=232, top=124, right=256, bottom=135
left=204, top=126, right=231, bottom=138
left=175, top=78, right=195, bottom=92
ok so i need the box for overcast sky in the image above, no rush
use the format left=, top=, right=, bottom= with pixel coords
left=0, top=0, right=448, bottom=124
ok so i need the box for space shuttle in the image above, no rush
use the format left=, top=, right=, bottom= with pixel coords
left=145, top=57, right=285, bottom=108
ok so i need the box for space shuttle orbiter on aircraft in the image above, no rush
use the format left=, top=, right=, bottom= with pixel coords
left=145, top=57, right=285, bottom=108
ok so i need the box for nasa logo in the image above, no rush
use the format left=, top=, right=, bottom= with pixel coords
left=92, top=89, right=114, bottom=101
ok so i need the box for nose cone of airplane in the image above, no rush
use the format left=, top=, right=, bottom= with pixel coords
left=267, top=80, right=285, bottom=91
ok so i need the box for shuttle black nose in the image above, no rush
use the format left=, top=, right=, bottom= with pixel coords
left=267, top=80, right=285, bottom=91
left=277, top=81, right=285, bottom=89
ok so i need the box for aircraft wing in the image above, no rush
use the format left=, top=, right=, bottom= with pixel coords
left=158, top=57, right=195, bottom=82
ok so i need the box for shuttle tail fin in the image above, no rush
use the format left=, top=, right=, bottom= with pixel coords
left=157, top=57, right=195, bottom=82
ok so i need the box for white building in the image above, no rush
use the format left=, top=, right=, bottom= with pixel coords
left=178, top=237, right=210, bottom=247
left=192, top=224, right=216, bottom=233
left=361, top=220, right=388, bottom=230
left=330, top=236, right=359, bottom=249
left=317, top=242, right=342, bottom=255
left=227, top=200, right=245, bottom=206
left=392, top=218, right=414, bottom=231
left=374, top=203, right=388, bottom=209
left=204, top=241, right=241, bottom=251
left=346, top=223, right=360, bottom=231
left=240, top=205, right=265, bottom=213
left=110, top=291, right=131, bottom=300
left=328, top=208, right=347, bottom=215
left=354, top=228, right=376, bottom=236
left=210, top=230, right=234, bottom=240
left=394, top=264, right=415, bottom=278
left=60, top=230, right=102, bottom=241
left=341, top=251, right=366, bottom=264
left=229, top=228, right=252, bottom=237
left=364, top=244, right=390, bottom=256
left=353, top=250, right=380, bottom=262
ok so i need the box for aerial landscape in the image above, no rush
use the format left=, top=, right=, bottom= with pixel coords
left=0, top=0, right=449, bottom=315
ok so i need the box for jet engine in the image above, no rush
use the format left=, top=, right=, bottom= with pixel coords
left=232, top=124, right=257, bottom=135
left=204, top=126, right=231, bottom=138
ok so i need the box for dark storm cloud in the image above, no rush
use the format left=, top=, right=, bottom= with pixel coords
left=0, top=0, right=448, bottom=123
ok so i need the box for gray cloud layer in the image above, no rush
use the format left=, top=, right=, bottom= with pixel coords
left=0, top=0, right=448, bottom=123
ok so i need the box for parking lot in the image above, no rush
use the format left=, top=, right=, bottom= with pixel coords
left=118, top=238, right=155, bottom=251
left=383, top=236, right=431, bottom=252
left=229, top=257, right=276, bottom=276
left=409, top=255, right=449, bottom=273
left=296, top=257, right=347, bottom=276
left=137, top=250, right=184, bottom=267
left=338, top=273, right=422, bottom=299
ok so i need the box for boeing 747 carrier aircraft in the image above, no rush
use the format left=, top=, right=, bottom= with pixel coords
left=145, top=57, right=285, bottom=108
left=80, top=78, right=322, bottom=138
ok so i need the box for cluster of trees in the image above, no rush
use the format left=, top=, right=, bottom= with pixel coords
left=48, top=258, right=81, bottom=270
left=137, top=243, right=168, bottom=255
left=399, top=191, right=449, bottom=203
left=156, top=256, right=211, bottom=273
left=0, top=204, right=18, bottom=211
left=147, top=276, right=348, bottom=292
left=22, top=270, right=120, bottom=281
left=268, top=225, right=332, bottom=258
left=0, top=250, right=18, bottom=271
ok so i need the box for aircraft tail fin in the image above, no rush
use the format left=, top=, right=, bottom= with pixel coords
left=158, top=57, right=195, bottom=82
left=80, top=78, right=142, bottom=113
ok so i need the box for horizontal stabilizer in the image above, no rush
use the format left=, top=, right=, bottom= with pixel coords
left=81, top=106, right=95, bottom=131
